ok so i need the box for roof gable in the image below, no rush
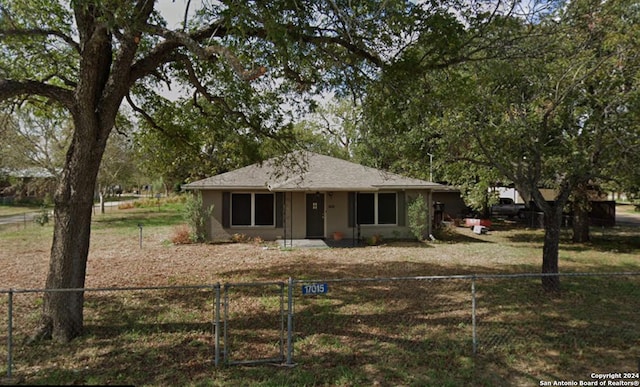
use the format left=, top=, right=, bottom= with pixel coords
left=183, top=151, right=443, bottom=191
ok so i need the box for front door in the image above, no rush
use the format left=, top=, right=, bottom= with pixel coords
left=306, top=193, right=324, bottom=238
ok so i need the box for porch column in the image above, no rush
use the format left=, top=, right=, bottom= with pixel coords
left=427, top=190, right=433, bottom=237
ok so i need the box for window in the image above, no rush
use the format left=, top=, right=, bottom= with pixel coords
left=377, top=193, right=397, bottom=224
left=356, top=192, right=397, bottom=225
left=357, top=193, right=375, bottom=224
left=254, top=193, right=275, bottom=226
left=231, top=193, right=275, bottom=227
left=231, top=193, right=251, bottom=226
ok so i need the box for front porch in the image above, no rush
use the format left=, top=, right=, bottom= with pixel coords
left=277, top=238, right=365, bottom=249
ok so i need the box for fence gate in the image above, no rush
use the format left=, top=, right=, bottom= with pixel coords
left=222, top=282, right=286, bottom=365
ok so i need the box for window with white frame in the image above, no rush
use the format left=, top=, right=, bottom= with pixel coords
left=356, top=192, right=397, bottom=225
left=231, top=193, right=275, bottom=226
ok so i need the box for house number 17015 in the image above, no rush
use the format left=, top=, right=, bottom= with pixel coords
left=302, top=283, right=328, bottom=295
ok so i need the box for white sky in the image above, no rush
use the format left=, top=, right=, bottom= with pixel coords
left=156, top=0, right=200, bottom=29
left=152, top=1, right=197, bottom=99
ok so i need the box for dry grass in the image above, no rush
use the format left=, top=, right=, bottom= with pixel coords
left=1, top=205, right=639, bottom=386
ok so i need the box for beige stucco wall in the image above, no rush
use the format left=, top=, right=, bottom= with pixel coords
left=283, top=192, right=306, bottom=239
left=199, top=188, right=435, bottom=241
left=325, top=191, right=348, bottom=237
left=200, top=189, right=285, bottom=241
left=201, top=190, right=226, bottom=240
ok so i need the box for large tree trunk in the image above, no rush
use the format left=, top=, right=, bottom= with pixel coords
left=571, top=183, right=591, bottom=243
left=33, top=7, right=119, bottom=342
left=524, top=185, right=573, bottom=294
left=36, top=120, right=108, bottom=342
left=572, top=206, right=590, bottom=243
left=541, top=205, right=563, bottom=292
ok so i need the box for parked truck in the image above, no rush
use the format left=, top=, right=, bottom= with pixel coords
left=491, top=197, right=527, bottom=219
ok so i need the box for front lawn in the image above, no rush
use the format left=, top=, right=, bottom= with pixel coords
left=1, top=203, right=639, bottom=386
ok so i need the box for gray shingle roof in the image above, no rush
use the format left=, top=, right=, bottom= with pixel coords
left=183, top=151, right=443, bottom=192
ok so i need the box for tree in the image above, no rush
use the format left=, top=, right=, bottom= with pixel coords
left=0, top=105, right=71, bottom=178
left=133, top=98, right=271, bottom=188
left=357, top=7, right=542, bottom=212
left=454, top=0, right=640, bottom=289
left=292, top=97, right=362, bottom=160
left=361, top=0, right=640, bottom=291
left=0, top=0, right=423, bottom=342
left=96, top=127, right=138, bottom=211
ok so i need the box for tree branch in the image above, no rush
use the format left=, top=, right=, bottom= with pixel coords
left=146, top=24, right=267, bottom=81
left=125, top=93, right=200, bottom=153
left=125, top=93, right=164, bottom=133
left=286, top=24, right=384, bottom=67
left=176, top=55, right=271, bottom=137
left=0, top=79, right=75, bottom=111
left=129, top=19, right=229, bottom=84
left=0, top=28, right=81, bottom=54
left=101, top=0, right=157, bottom=115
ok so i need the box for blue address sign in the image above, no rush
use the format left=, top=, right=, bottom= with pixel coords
left=302, top=283, right=329, bottom=295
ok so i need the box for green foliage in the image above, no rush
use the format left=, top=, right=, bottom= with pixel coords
left=293, top=98, right=362, bottom=159
left=33, top=205, right=50, bottom=226
left=183, top=192, right=213, bottom=243
left=408, top=195, right=429, bottom=241
left=133, top=99, right=274, bottom=187
left=366, top=234, right=383, bottom=246
left=359, top=0, right=640, bottom=277
left=97, top=125, right=139, bottom=196
left=0, top=105, right=70, bottom=178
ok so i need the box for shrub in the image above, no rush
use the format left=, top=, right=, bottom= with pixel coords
left=33, top=206, right=50, bottom=226
left=166, top=195, right=187, bottom=204
left=183, top=192, right=213, bottom=243
left=133, top=198, right=158, bottom=208
left=408, top=194, right=429, bottom=241
left=117, top=202, right=135, bottom=210
left=231, top=233, right=251, bottom=243
left=367, top=234, right=383, bottom=246
left=171, top=225, right=192, bottom=245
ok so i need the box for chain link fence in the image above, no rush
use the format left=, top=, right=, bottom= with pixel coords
left=1, top=285, right=219, bottom=383
left=222, top=281, right=286, bottom=365
left=474, top=273, right=640, bottom=382
left=290, top=276, right=473, bottom=381
left=2, top=272, right=639, bottom=384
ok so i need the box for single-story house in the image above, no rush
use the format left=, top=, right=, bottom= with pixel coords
left=0, top=167, right=57, bottom=203
left=183, top=151, right=449, bottom=242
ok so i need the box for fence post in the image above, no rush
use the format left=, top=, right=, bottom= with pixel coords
left=471, top=276, right=477, bottom=356
left=279, top=282, right=285, bottom=362
left=223, top=284, right=229, bottom=365
left=213, top=284, right=221, bottom=367
left=286, top=277, right=294, bottom=366
left=6, top=290, right=13, bottom=379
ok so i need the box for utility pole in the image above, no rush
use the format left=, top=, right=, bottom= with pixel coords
left=427, top=153, right=434, bottom=182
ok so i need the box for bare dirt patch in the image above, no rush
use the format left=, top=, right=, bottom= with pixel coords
left=1, top=222, right=546, bottom=291
left=2, top=215, right=639, bottom=386
left=3, top=218, right=639, bottom=291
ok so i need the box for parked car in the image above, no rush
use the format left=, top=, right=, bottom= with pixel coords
left=491, top=197, right=526, bottom=219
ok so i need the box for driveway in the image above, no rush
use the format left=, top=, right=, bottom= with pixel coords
left=616, top=207, right=640, bottom=227
left=0, top=212, right=38, bottom=225
left=0, top=200, right=132, bottom=226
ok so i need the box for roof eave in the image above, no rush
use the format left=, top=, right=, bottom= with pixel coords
left=184, top=184, right=442, bottom=192
left=183, top=185, right=269, bottom=191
